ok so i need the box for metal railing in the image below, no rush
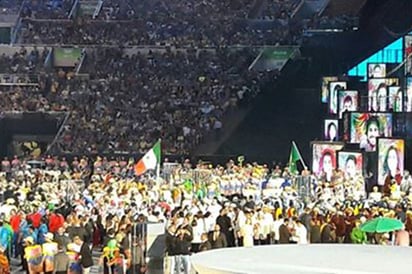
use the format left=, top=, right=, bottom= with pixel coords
left=93, top=0, right=103, bottom=19
left=44, top=111, right=71, bottom=155
left=68, top=0, right=80, bottom=19
left=75, top=48, right=87, bottom=74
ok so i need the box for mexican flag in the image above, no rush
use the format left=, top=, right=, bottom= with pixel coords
left=134, top=140, right=161, bottom=176
left=288, top=141, right=303, bottom=175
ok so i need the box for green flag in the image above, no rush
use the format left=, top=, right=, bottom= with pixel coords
left=288, top=142, right=302, bottom=175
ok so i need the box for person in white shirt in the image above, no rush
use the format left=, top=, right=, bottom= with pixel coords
left=203, top=211, right=215, bottom=233
left=240, top=217, right=254, bottom=247
left=191, top=217, right=206, bottom=253
left=294, top=219, right=308, bottom=244
left=272, top=215, right=284, bottom=244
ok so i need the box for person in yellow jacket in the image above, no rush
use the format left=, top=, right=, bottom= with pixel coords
left=42, top=233, right=58, bottom=274
left=24, top=236, right=43, bottom=274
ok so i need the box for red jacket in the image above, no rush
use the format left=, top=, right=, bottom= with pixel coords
left=28, top=212, right=42, bottom=228
left=48, top=213, right=65, bottom=233
left=10, top=215, right=21, bottom=233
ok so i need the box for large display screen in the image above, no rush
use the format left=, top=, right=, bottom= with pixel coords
left=324, top=119, right=339, bottom=141
left=368, top=79, right=387, bottom=112
left=312, top=142, right=344, bottom=180
left=368, top=63, right=386, bottom=78
left=321, top=76, right=338, bottom=103
left=405, top=35, right=412, bottom=76
left=377, top=138, right=404, bottom=186
left=368, top=78, right=399, bottom=112
left=388, top=86, right=403, bottom=112
left=349, top=112, right=393, bottom=151
left=406, top=77, right=412, bottom=112
left=338, top=90, right=358, bottom=119
left=329, top=81, right=347, bottom=114
left=53, top=48, right=82, bottom=67
left=337, top=151, right=363, bottom=179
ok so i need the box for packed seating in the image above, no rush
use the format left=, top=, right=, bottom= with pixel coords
left=0, top=47, right=266, bottom=154
left=18, top=17, right=299, bottom=46
left=0, top=0, right=24, bottom=15
left=20, top=0, right=74, bottom=19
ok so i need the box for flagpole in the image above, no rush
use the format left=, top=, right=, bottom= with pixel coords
left=156, top=139, right=161, bottom=188
left=293, top=141, right=307, bottom=169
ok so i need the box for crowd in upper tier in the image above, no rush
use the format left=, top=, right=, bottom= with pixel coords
left=0, top=46, right=271, bottom=154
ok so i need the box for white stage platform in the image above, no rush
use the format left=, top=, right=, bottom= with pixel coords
left=191, top=244, right=412, bottom=274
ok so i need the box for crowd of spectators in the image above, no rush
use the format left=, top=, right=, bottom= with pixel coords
left=0, top=0, right=300, bottom=154
left=14, top=0, right=302, bottom=46
left=0, top=0, right=24, bottom=15
left=19, top=0, right=74, bottom=19
left=57, top=48, right=265, bottom=155
left=259, top=0, right=301, bottom=21
left=0, top=46, right=267, bottom=154
left=18, top=17, right=299, bottom=46
left=97, top=0, right=253, bottom=21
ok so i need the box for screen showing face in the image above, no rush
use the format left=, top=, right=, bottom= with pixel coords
left=368, top=63, right=386, bottom=78
left=324, top=119, right=339, bottom=141
left=405, top=35, right=412, bottom=76
left=377, top=138, right=404, bottom=186
left=329, top=81, right=347, bottom=114
left=368, top=79, right=386, bottom=112
left=338, top=90, right=358, bottom=118
left=321, top=76, right=338, bottom=103
left=407, top=77, right=412, bottom=112
left=349, top=112, right=393, bottom=151
left=388, top=86, right=403, bottom=112
left=312, top=142, right=344, bottom=178
left=338, top=151, right=363, bottom=179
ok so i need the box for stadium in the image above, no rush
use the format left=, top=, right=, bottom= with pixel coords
left=1, top=0, right=412, bottom=273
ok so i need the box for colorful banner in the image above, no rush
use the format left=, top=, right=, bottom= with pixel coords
left=337, top=151, right=363, bottom=179
left=377, top=138, right=404, bottom=186
left=349, top=112, right=392, bottom=151
left=405, top=35, right=412, bottom=76
left=311, top=142, right=344, bottom=179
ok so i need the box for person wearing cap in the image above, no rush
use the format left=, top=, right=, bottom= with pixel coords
left=24, top=236, right=43, bottom=274
left=42, top=232, right=58, bottom=274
